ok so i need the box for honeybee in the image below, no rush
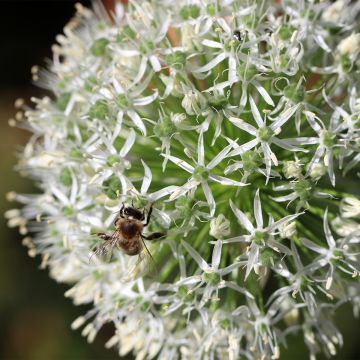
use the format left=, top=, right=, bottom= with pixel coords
left=95, top=203, right=165, bottom=266
left=233, top=29, right=243, bottom=42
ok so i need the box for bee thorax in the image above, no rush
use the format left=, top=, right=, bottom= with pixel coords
left=119, top=219, right=142, bottom=239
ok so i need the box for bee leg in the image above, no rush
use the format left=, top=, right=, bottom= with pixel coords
left=144, top=204, right=153, bottom=227
left=97, top=233, right=111, bottom=241
left=143, top=232, right=166, bottom=241
left=119, top=203, right=125, bottom=218
left=141, top=208, right=146, bottom=221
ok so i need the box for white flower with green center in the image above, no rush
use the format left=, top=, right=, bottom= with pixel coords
left=7, top=1, right=360, bottom=359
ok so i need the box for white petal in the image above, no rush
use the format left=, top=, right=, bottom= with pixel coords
left=227, top=139, right=258, bottom=157
left=207, top=143, right=234, bottom=170
left=50, top=185, right=69, bottom=206
left=210, top=174, right=247, bottom=187
left=161, top=154, right=194, bottom=173
left=268, top=212, right=302, bottom=233
left=112, top=78, right=125, bottom=94
left=224, top=281, right=255, bottom=299
left=181, top=240, right=208, bottom=271
left=117, top=110, right=124, bottom=127
left=152, top=207, right=171, bottom=228
left=219, top=262, right=243, bottom=276
left=270, top=104, right=299, bottom=131
left=271, top=193, right=297, bottom=202
left=140, top=160, right=152, bottom=194
left=205, top=80, right=234, bottom=93
left=228, top=55, right=237, bottom=84
left=69, top=172, right=78, bottom=204
left=130, top=56, right=148, bottom=87
left=301, top=237, right=327, bottom=255
left=245, top=245, right=259, bottom=280
left=150, top=55, right=162, bottom=72
left=202, top=182, right=216, bottom=217
left=281, top=137, right=319, bottom=145
left=149, top=186, right=179, bottom=201
left=155, top=16, right=170, bottom=43
left=254, top=189, right=263, bottom=229
left=230, top=200, right=254, bottom=233
left=133, top=91, right=158, bottom=106
left=323, top=208, right=336, bottom=248
left=304, top=111, right=322, bottom=134
left=127, top=110, right=147, bottom=136
left=211, top=240, right=222, bottom=270
left=201, top=39, right=223, bottom=49
left=326, top=149, right=335, bottom=186
left=218, top=235, right=251, bottom=244
left=198, top=131, right=205, bottom=166
left=252, top=80, right=274, bottom=106
left=194, top=52, right=227, bottom=73
left=261, top=142, right=274, bottom=179
left=115, top=48, right=140, bottom=57
left=272, top=138, right=308, bottom=152
left=228, top=117, right=257, bottom=135
left=249, top=95, right=264, bottom=127
left=119, top=129, right=136, bottom=157
left=217, top=17, right=231, bottom=35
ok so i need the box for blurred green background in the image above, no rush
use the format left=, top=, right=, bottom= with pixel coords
left=0, top=1, right=359, bottom=359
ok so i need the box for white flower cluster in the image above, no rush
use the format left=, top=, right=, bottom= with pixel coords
left=6, top=0, right=360, bottom=359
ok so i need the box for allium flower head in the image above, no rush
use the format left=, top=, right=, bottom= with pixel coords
left=6, top=0, right=360, bottom=359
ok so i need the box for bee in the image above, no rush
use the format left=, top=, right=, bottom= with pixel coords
left=233, top=29, right=244, bottom=42
left=95, top=203, right=165, bottom=264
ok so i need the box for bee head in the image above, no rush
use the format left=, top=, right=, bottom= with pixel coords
left=124, top=206, right=144, bottom=221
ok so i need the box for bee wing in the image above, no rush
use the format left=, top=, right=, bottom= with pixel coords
left=90, top=236, right=117, bottom=264
left=122, top=238, right=157, bottom=281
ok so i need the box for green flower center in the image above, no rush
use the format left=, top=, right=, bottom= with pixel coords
left=219, top=319, right=231, bottom=329
left=57, top=92, right=71, bottom=111
left=165, top=52, right=187, bottom=70
left=322, top=130, right=335, bottom=148
left=178, top=286, right=195, bottom=302
left=84, top=76, right=97, bottom=92
left=260, top=248, right=280, bottom=266
left=207, top=95, right=228, bottom=110
left=69, top=147, right=83, bottom=159
left=106, top=155, right=121, bottom=167
left=90, top=38, right=109, bottom=57
left=238, top=63, right=257, bottom=81
left=139, top=41, right=155, bottom=54
left=116, top=25, right=136, bottom=42
left=341, top=56, right=353, bottom=73
left=153, top=119, right=176, bottom=138
left=242, top=150, right=262, bottom=172
left=89, top=100, right=109, bottom=120
left=224, top=39, right=236, bottom=52
left=206, top=4, right=216, bottom=16
left=193, top=166, right=209, bottom=182
left=279, top=54, right=289, bottom=68
left=180, top=5, right=200, bottom=20
left=294, top=179, right=312, bottom=201
left=117, top=94, right=130, bottom=108
left=278, top=25, right=295, bottom=41
left=284, top=84, right=305, bottom=103
left=62, top=206, right=73, bottom=217
left=254, top=230, right=265, bottom=245
left=103, top=175, right=121, bottom=200
left=175, top=196, right=194, bottom=218
left=258, top=126, right=273, bottom=142
left=202, top=270, right=221, bottom=285
left=60, top=167, right=72, bottom=187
